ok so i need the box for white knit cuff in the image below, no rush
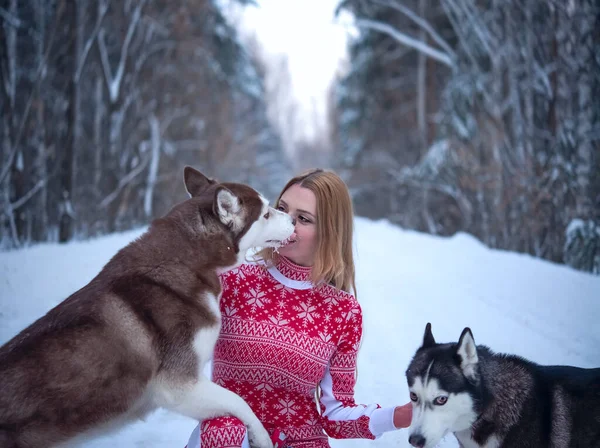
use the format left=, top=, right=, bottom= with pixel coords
left=368, top=406, right=397, bottom=437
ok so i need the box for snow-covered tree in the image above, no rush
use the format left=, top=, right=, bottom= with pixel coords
left=564, top=220, right=600, bottom=274
left=335, top=0, right=600, bottom=273
left=0, top=0, right=287, bottom=249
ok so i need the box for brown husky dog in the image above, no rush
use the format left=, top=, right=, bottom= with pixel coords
left=0, top=167, right=296, bottom=448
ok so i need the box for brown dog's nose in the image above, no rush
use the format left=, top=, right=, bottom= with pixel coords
left=409, top=434, right=426, bottom=448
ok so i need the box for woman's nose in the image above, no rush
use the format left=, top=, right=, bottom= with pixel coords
left=291, top=217, right=297, bottom=226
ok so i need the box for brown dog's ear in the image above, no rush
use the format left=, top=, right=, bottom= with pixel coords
left=213, top=186, right=242, bottom=230
left=184, top=166, right=216, bottom=197
left=422, top=322, right=436, bottom=348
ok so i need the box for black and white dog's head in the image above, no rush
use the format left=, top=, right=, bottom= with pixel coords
left=405, top=323, right=481, bottom=448
left=182, top=167, right=295, bottom=267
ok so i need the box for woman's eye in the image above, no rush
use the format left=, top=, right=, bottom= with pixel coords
left=299, top=215, right=310, bottom=223
left=410, top=392, right=418, bottom=402
left=434, top=396, right=448, bottom=406
left=276, top=206, right=285, bottom=212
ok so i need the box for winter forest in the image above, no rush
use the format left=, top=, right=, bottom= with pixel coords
left=1, top=0, right=599, bottom=275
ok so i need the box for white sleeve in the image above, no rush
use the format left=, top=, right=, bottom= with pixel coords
left=319, top=365, right=398, bottom=437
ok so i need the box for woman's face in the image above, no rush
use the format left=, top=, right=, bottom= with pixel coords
left=276, top=183, right=318, bottom=267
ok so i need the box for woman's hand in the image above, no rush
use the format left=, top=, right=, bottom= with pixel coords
left=393, top=402, right=413, bottom=428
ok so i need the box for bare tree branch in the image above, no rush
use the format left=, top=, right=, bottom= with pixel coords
left=443, top=0, right=495, bottom=57
left=1, top=189, right=20, bottom=247
left=10, top=178, right=47, bottom=210
left=0, top=6, right=22, bottom=28
left=75, top=0, right=110, bottom=82
left=97, top=0, right=146, bottom=103
left=355, top=18, right=455, bottom=67
left=0, top=0, right=65, bottom=185
left=99, top=155, right=149, bottom=209
left=372, top=0, right=457, bottom=60
left=144, top=114, right=160, bottom=217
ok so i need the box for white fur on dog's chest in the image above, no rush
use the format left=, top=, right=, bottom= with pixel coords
left=192, top=292, right=222, bottom=368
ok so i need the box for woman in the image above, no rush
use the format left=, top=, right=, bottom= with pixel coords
left=186, top=169, right=412, bottom=448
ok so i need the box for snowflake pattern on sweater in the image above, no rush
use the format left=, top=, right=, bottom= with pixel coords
left=192, top=257, right=396, bottom=448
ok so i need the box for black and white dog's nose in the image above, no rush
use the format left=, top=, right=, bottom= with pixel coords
left=409, top=434, right=426, bottom=448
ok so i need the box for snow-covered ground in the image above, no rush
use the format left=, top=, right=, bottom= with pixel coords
left=1, top=217, right=599, bottom=447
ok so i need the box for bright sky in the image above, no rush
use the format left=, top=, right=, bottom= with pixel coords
left=243, top=0, right=352, bottom=99
left=224, top=0, right=356, bottom=141
left=2, top=217, right=599, bottom=447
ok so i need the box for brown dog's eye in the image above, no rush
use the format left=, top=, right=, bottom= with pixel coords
left=263, top=212, right=270, bottom=219
left=434, top=396, right=448, bottom=406
left=410, top=392, right=418, bottom=402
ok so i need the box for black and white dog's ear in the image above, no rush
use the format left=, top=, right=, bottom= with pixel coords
left=214, top=186, right=242, bottom=230
left=457, top=327, right=479, bottom=381
left=184, top=166, right=217, bottom=198
left=422, top=322, right=436, bottom=348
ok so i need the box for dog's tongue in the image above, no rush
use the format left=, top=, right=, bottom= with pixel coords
left=282, top=232, right=297, bottom=246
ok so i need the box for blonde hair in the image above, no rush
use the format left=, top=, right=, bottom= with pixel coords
left=257, top=169, right=357, bottom=296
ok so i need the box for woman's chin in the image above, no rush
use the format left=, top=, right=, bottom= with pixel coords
left=277, top=246, right=294, bottom=258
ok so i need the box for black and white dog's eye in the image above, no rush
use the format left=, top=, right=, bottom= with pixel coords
left=263, top=212, right=270, bottom=219
left=434, top=396, right=448, bottom=406
left=410, top=392, right=418, bottom=402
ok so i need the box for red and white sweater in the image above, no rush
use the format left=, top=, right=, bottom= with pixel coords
left=189, top=256, right=396, bottom=447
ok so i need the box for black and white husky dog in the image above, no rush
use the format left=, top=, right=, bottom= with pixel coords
left=405, top=323, right=600, bottom=448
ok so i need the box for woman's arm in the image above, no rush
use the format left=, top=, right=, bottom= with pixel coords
left=318, top=302, right=409, bottom=439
